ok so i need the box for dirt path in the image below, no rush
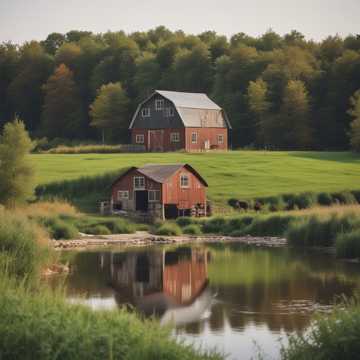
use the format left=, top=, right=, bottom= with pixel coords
left=53, top=231, right=287, bottom=249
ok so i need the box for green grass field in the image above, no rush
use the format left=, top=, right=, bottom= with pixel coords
left=31, top=151, right=360, bottom=207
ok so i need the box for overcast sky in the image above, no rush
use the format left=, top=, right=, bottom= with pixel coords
left=0, top=0, right=359, bottom=44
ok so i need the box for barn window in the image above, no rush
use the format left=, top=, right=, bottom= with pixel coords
left=165, top=107, right=174, bottom=117
left=117, top=191, right=129, bottom=200
left=148, top=190, right=160, bottom=202
left=141, top=107, right=150, bottom=117
left=180, top=174, right=189, bottom=188
left=136, top=134, right=144, bottom=144
left=191, top=132, right=198, bottom=144
left=134, top=176, right=145, bottom=189
left=155, top=99, right=164, bottom=110
left=217, top=134, right=224, bottom=144
left=170, top=132, right=180, bottom=142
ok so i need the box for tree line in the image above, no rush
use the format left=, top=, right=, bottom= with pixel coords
left=0, top=27, right=360, bottom=150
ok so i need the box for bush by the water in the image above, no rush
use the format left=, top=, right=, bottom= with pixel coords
left=42, top=217, right=79, bottom=240
left=84, top=224, right=112, bottom=235
left=336, top=229, right=360, bottom=259
left=286, top=213, right=360, bottom=247
left=0, top=275, right=222, bottom=360
left=281, top=301, right=360, bottom=360
left=155, top=223, right=182, bottom=236
left=176, top=217, right=196, bottom=227
left=0, top=211, right=52, bottom=280
left=183, top=224, right=202, bottom=235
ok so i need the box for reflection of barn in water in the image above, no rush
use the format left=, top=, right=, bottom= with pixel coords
left=105, top=247, right=211, bottom=323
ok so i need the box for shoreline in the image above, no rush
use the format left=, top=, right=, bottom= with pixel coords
left=52, top=231, right=287, bottom=249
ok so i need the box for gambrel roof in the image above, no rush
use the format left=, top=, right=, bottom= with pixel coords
left=129, top=90, right=232, bottom=129
left=156, top=90, right=221, bottom=110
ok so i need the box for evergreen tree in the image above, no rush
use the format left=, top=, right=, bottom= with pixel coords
left=89, top=82, right=130, bottom=142
left=0, top=119, right=34, bottom=207
left=41, top=64, right=84, bottom=139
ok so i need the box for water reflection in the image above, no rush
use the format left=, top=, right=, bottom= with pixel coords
left=59, top=244, right=360, bottom=359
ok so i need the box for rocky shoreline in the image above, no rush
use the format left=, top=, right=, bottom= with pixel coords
left=52, top=231, right=287, bottom=249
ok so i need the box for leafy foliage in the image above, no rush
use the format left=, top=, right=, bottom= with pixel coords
left=0, top=119, right=34, bottom=207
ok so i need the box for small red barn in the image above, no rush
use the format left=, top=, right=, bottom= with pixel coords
left=110, top=164, right=208, bottom=220
left=129, top=90, right=231, bottom=152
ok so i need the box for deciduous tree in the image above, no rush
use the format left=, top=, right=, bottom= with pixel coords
left=348, top=90, right=360, bottom=152
left=0, top=119, right=34, bottom=207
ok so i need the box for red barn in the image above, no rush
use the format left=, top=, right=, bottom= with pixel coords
left=129, top=90, right=231, bottom=152
left=110, top=164, right=208, bottom=220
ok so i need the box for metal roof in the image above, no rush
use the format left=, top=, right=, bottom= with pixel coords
left=156, top=90, right=221, bottom=110
left=137, top=164, right=185, bottom=183
left=112, top=163, right=208, bottom=186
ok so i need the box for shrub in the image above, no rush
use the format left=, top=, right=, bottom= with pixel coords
left=228, top=198, right=239, bottom=208
left=351, top=190, right=360, bottom=203
left=155, top=223, right=182, bottom=236
left=281, top=301, right=360, bottom=360
left=101, top=218, right=136, bottom=234
left=85, top=225, right=112, bottom=235
left=244, top=214, right=294, bottom=237
left=42, top=217, right=78, bottom=240
left=176, top=217, right=194, bottom=227
left=317, top=192, right=333, bottom=206
left=183, top=224, right=202, bottom=235
left=336, top=229, right=360, bottom=259
left=225, top=216, right=254, bottom=234
left=202, top=216, right=227, bottom=234
left=0, top=212, right=51, bottom=279
left=286, top=214, right=360, bottom=247
left=332, top=191, right=357, bottom=205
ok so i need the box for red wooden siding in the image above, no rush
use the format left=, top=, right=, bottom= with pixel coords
left=162, top=167, right=206, bottom=209
left=185, top=127, right=228, bottom=151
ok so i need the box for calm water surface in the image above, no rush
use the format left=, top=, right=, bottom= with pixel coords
left=55, top=244, right=360, bottom=360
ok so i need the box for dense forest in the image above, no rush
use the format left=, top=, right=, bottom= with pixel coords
left=1, top=26, right=360, bottom=150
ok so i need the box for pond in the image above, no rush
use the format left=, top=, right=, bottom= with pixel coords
left=54, top=243, right=360, bottom=360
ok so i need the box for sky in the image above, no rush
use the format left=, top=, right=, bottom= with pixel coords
left=0, top=0, right=359, bottom=44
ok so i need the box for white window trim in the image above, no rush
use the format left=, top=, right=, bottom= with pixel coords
left=141, top=107, right=150, bottom=117
left=148, top=190, right=160, bottom=202
left=165, top=107, right=175, bottom=117
left=135, top=134, right=144, bottom=144
left=170, top=132, right=180, bottom=143
left=134, top=176, right=145, bottom=190
left=155, top=99, right=164, bottom=110
left=180, top=174, right=190, bottom=188
left=191, top=132, right=198, bottom=144
left=117, top=190, right=129, bottom=201
left=217, top=134, right=224, bottom=144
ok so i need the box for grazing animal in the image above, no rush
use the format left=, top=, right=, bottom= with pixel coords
left=254, top=201, right=262, bottom=212
left=235, top=200, right=249, bottom=211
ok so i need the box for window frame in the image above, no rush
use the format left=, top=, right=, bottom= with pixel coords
left=117, top=190, right=129, bottom=201
left=155, top=99, right=164, bottom=111
left=148, top=190, right=160, bottom=202
left=191, top=132, right=198, bottom=144
left=180, top=174, right=190, bottom=188
left=135, top=134, right=144, bottom=144
left=134, top=176, right=145, bottom=190
left=170, top=132, right=180, bottom=143
left=141, top=107, right=150, bottom=117
left=165, top=107, right=175, bottom=117
left=217, top=134, right=224, bottom=144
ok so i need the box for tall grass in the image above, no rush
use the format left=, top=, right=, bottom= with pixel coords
left=42, top=144, right=145, bottom=154
left=0, top=274, right=222, bottom=360
left=0, top=211, right=53, bottom=280
left=336, top=229, right=360, bottom=259
left=281, top=300, right=360, bottom=360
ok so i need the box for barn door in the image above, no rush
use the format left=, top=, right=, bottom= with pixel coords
left=149, top=130, right=164, bottom=152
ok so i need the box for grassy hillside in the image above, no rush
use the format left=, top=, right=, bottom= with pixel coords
left=31, top=151, right=360, bottom=208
